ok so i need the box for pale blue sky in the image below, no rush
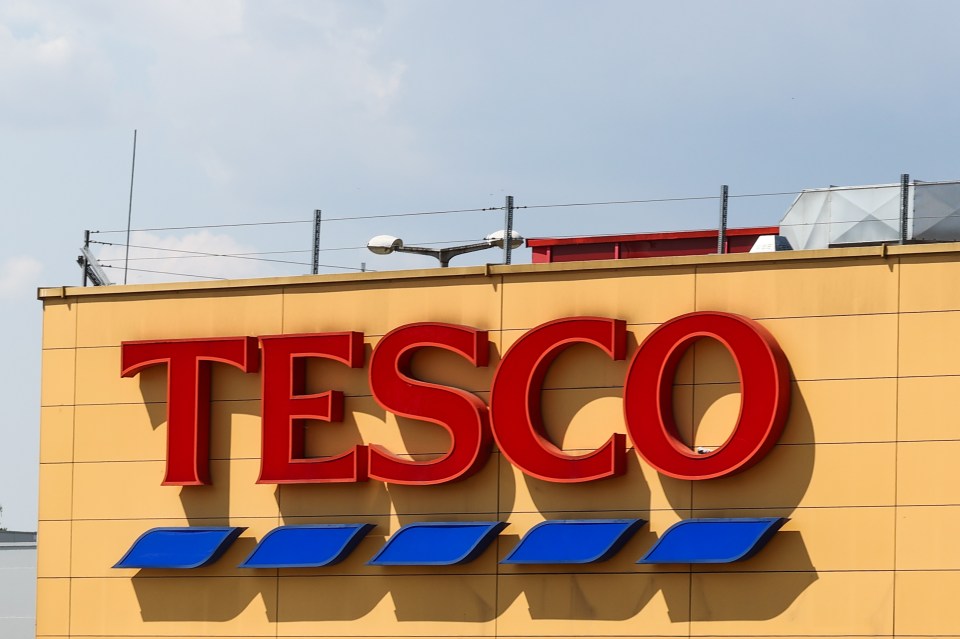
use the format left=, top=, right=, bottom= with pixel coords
left=2, top=0, right=959, bottom=530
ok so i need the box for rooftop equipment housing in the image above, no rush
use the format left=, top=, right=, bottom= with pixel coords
left=527, top=226, right=780, bottom=263
left=779, top=180, right=960, bottom=250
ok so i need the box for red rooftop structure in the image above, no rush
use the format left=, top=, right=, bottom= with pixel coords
left=526, top=226, right=780, bottom=264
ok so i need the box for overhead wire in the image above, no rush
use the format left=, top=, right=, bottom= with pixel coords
left=515, top=194, right=722, bottom=210
left=84, top=179, right=960, bottom=284
left=90, top=238, right=484, bottom=261
left=99, top=264, right=227, bottom=280
left=91, top=240, right=313, bottom=266
left=89, top=207, right=502, bottom=235
left=86, top=180, right=960, bottom=236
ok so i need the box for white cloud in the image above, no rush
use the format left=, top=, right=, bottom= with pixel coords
left=0, top=3, right=117, bottom=128
left=0, top=256, right=42, bottom=299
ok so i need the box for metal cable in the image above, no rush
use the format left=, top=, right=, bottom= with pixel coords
left=99, top=264, right=227, bottom=280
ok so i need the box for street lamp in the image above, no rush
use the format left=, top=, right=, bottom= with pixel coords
left=367, top=230, right=524, bottom=268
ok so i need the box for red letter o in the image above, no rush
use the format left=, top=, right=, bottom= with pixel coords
left=623, top=312, right=790, bottom=480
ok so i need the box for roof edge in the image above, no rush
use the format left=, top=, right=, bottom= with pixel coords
left=38, top=241, right=960, bottom=302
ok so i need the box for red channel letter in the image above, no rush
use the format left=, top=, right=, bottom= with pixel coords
left=121, top=337, right=259, bottom=486
left=367, top=323, right=491, bottom=484
left=623, top=311, right=790, bottom=480
left=490, top=317, right=627, bottom=482
left=258, top=332, right=366, bottom=483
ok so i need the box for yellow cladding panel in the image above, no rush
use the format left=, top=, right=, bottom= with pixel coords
left=75, top=290, right=284, bottom=347
left=895, top=570, right=960, bottom=635
left=689, top=378, right=898, bottom=448
left=404, top=331, right=499, bottom=393
left=696, top=259, right=899, bottom=318
left=787, top=378, right=897, bottom=444
left=278, top=451, right=499, bottom=518
left=73, top=400, right=262, bottom=463
left=502, top=449, right=692, bottom=515
left=39, top=405, right=74, bottom=464
left=499, top=325, right=662, bottom=389
left=276, top=575, right=497, bottom=637
left=283, top=278, right=502, bottom=336
left=661, top=315, right=898, bottom=383
left=40, top=347, right=75, bottom=407
left=686, top=337, right=740, bottom=385
left=37, top=520, right=71, bottom=578
left=318, top=393, right=500, bottom=460
left=692, top=506, right=894, bottom=572
left=900, top=253, right=960, bottom=311
left=673, top=384, right=695, bottom=446
left=74, top=402, right=164, bottom=463
left=71, top=459, right=278, bottom=520
left=501, top=266, right=696, bottom=330
left=900, top=311, right=960, bottom=376
left=899, top=376, right=960, bottom=441
left=70, top=576, right=277, bottom=637
left=295, top=332, right=498, bottom=399
left=496, top=572, right=688, bottom=637
left=538, top=388, right=625, bottom=452
left=212, top=401, right=261, bottom=461
left=690, top=570, right=893, bottom=636
left=760, top=314, right=898, bottom=381
left=35, top=578, right=70, bottom=636
left=898, top=440, right=960, bottom=505
left=692, top=442, right=896, bottom=510
left=38, top=462, right=72, bottom=521
left=897, top=506, right=960, bottom=570
left=684, top=382, right=740, bottom=448
left=74, top=517, right=277, bottom=578
left=75, top=346, right=261, bottom=406
left=42, top=299, right=77, bottom=349
left=74, top=346, right=156, bottom=405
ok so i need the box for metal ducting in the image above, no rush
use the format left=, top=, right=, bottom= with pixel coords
left=779, top=180, right=960, bottom=250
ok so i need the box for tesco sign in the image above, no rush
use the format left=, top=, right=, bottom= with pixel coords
left=120, top=311, right=790, bottom=489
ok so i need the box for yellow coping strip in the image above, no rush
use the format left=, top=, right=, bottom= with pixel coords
left=37, top=241, right=960, bottom=301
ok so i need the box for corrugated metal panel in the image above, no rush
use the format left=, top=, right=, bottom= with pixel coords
left=0, top=546, right=36, bottom=639
left=780, top=180, right=960, bottom=249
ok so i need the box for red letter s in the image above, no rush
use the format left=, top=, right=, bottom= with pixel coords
left=367, top=323, right=492, bottom=484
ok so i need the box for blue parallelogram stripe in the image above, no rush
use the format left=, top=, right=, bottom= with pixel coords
left=502, top=518, right=646, bottom=564
left=638, top=517, right=787, bottom=564
left=114, top=527, right=245, bottom=569
left=368, top=521, right=506, bottom=566
left=239, top=524, right=374, bottom=568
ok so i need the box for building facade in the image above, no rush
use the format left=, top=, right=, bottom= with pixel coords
left=37, top=243, right=960, bottom=638
left=0, top=531, right=37, bottom=639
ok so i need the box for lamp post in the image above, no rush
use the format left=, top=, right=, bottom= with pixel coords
left=367, top=230, right=524, bottom=268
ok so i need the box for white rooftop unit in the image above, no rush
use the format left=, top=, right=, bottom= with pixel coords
left=779, top=180, right=960, bottom=250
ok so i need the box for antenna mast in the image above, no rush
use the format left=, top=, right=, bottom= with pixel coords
left=123, top=129, right=138, bottom=284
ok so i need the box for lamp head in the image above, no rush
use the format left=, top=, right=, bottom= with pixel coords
left=367, top=235, right=404, bottom=255
left=484, top=229, right=524, bottom=249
